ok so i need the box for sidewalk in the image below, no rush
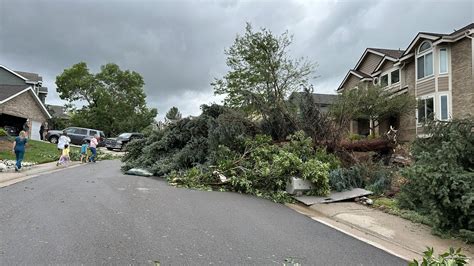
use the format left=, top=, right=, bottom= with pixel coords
left=0, top=161, right=81, bottom=188
left=287, top=202, right=473, bottom=263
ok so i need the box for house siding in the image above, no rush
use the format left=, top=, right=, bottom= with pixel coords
left=380, top=60, right=394, bottom=73
left=357, top=53, right=383, bottom=74
left=0, top=91, right=47, bottom=122
left=438, top=76, right=449, bottom=91
left=398, top=60, right=417, bottom=142
left=451, top=37, right=473, bottom=119
left=344, top=74, right=361, bottom=90
left=0, top=68, right=25, bottom=85
left=416, top=78, right=435, bottom=96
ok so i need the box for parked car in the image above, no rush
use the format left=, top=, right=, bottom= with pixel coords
left=4, top=126, right=20, bottom=136
left=46, top=127, right=106, bottom=146
left=105, top=132, right=144, bottom=151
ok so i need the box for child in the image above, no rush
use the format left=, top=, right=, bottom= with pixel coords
left=80, top=140, right=89, bottom=163
left=58, top=144, right=70, bottom=166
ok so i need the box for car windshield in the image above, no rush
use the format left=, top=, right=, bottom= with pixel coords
left=118, top=133, right=132, bottom=138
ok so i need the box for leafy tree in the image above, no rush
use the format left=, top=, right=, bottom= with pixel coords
left=331, top=84, right=416, bottom=136
left=56, top=62, right=157, bottom=136
left=165, top=106, right=182, bottom=122
left=213, top=23, right=315, bottom=139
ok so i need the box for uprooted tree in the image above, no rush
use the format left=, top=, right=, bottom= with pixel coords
left=56, top=62, right=157, bottom=136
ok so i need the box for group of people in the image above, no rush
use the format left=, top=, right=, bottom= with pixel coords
left=11, top=129, right=100, bottom=171
left=56, top=130, right=99, bottom=166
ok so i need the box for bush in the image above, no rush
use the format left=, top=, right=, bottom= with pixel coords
left=328, top=162, right=393, bottom=194
left=398, top=119, right=474, bottom=234
left=0, top=128, right=7, bottom=137
left=409, top=247, right=468, bottom=266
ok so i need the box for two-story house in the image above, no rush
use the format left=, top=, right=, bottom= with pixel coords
left=0, top=64, right=51, bottom=140
left=338, top=23, right=474, bottom=142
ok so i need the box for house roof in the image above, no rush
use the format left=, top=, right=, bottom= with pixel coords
left=289, top=92, right=338, bottom=106
left=351, top=69, right=371, bottom=78
left=402, top=23, right=474, bottom=57
left=311, top=93, right=338, bottom=105
left=47, top=104, right=70, bottom=119
left=0, top=84, right=30, bottom=102
left=0, top=85, right=51, bottom=119
left=368, top=48, right=404, bottom=59
left=14, top=71, right=42, bottom=83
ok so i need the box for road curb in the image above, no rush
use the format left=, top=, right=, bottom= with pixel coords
left=286, top=203, right=414, bottom=262
left=0, top=163, right=82, bottom=188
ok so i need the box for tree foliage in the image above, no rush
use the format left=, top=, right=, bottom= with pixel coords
left=213, top=23, right=315, bottom=140
left=331, top=84, right=416, bottom=135
left=56, top=62, right=157, bottom=136
left=165, top=106, right=182, bottom=122
left=398, top=119, right=474, bottom=235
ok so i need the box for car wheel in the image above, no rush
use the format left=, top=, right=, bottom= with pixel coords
left=49, top=136, right=58, bottom=144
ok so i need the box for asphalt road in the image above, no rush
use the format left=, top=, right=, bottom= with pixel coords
left=0, top=160, right=405, bottom=265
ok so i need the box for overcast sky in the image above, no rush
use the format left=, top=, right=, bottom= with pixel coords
left=1, top=0, right=472, bottom=120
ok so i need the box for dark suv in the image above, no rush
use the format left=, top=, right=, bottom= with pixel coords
left=46, top=127, right=106, bottom=146
left=105, top=132, right=143, bottom=151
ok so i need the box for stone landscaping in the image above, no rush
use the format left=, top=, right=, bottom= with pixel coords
left=0, top=160, right=36, bottom=172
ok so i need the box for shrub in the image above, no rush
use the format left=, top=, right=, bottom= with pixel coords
left=328, top=162, right=393, bottom=194
left=0, top=128, right=7, bottom=137
left=409, top=247, right=468, bottom=266
left=398, top=119, right=474, bottom=234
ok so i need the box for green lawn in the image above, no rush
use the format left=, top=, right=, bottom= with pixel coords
left=0, top=138, right=80, bottom=164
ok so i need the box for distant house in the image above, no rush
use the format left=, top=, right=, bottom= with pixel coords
left=0, top=64, right=51, bottom=140
left=289, top=92, right=338, bottom=113
left=47, top=104, right=70, bottom=119
left=338, top=23, right=474, bottom=141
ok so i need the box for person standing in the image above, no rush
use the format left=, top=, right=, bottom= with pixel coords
left=39, top=123, right=45, bottom=141
left=12, top=131, right=28, bottom=171
left=23, top=119, right=30, bottom=137
left=89, top=135, right=98, bottom=163
left=57, top=130, right=71, bottom=154
left=43, top=121, right=49, bottom=141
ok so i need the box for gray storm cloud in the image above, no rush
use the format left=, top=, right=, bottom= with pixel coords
left=1, top=0, right=472, bottom=119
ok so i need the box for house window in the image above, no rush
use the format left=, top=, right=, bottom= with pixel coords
left=417, top=97, right=434, bottom=124
left=391, top=69, right=400, bottom=84
left=439, top=48, right=448, bottom=74
left=417, top=52, right=433, bottom=79
left=417, top=41, right=434, bottom=80
left=381, top=74, right=389, bottom=87
left=440, top=95, right=448, bottom=120
left=418, top=41, right=432, bottom=53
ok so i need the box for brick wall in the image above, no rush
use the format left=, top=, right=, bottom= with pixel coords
left=451, top=38, right=473, bottom=119
left=0, top=90, right=48, bottom=122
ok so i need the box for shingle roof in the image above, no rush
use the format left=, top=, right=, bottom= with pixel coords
left=311, top=93, right=338, bottom=105
left=0, top=84, right=30, bottom=102
left=46, top=104, right=70, bottom=119
left=351, top=69, right=372, bottom=78
left=290, top=92, right=338, bottom=105
left=14, top=71, right=42, bottom=82
left=369, top=48, right=405, bottom=59
left=419, top=23, right=474, bottom=38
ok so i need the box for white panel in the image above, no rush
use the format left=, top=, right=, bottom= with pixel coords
left=31, top=121, right=41, bottom=140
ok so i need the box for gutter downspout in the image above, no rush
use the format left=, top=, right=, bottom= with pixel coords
left=465, top=31, right=474, bottom=91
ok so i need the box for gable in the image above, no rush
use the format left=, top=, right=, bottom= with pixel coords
left=0, top=88, right=51, bottom=120
left=342, top=74, right=361, bottom=90
left=378, top=60, right=395, bottom=73
left=0, top=67, right=27, bottom=86
left=356, top=52, right=383, bottom=74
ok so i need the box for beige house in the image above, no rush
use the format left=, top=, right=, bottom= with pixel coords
left=0, top=64, right=51, bottom=140
left=338, top=23, right=474, bottom=142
